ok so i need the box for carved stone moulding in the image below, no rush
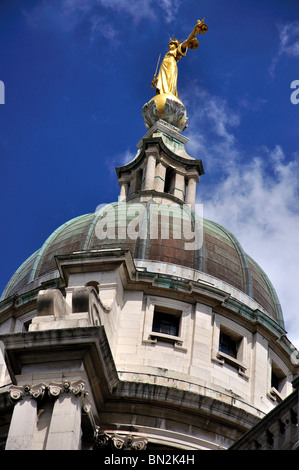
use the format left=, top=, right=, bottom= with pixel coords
left=142, top=93, right=188, bottom=132
left=48, top=380, right=87, bottom=398
left=9, top=380, right=89, bottom=406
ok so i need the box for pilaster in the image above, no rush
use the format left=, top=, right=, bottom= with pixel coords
left=143, top=151, right=157, bottom=191
left=5, top=396, right=38, bottom=450
left=173, top=172, right=185, bottom=201
left=6, top=381, right=91, bottom=450
left=119, top=182, right=129, bottom=202
left=154, top=161, right=166, bottom=192
left=46, top=381, right=87, bottom=450
left=186, top=175, right=198, bottom=209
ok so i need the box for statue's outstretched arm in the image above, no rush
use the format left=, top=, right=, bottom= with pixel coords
left=181, top=19, right=208, bottom=50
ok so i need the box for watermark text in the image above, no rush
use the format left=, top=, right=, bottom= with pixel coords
left=94, top=202, right=203, bottom=251
left=290, top=80, right=299, bottom=105
left=0, top=80, right=5, bottom=104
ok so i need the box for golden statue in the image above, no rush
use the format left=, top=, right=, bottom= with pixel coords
left=151, top=19, right=208, bottom=97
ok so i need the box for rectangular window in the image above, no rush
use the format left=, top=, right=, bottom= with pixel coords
left=152, top=310, right=180, bottom=337
left=142, top=296, right=190, bottom=351
left=211, top=317, right=249, bottom=378
left=219, top=332, right=238, bottom=359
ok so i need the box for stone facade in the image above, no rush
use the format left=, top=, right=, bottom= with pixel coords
left=0, top=119, right=298, bottom=451
left=0, top=249, right=298, bottom=450
left=230, top=377, right=299, bottom=450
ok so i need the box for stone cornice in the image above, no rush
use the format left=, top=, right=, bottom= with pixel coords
left=116, top=137, right=204, bottom=176
left=0, top=326, right=119, bottom=407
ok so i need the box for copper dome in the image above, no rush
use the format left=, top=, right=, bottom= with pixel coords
left=0, top=201, right=284, bottom=327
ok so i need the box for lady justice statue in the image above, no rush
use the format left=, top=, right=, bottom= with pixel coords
left=142, top=19, right=208, bottom=131
left=151, top=19, right=208, bottom=97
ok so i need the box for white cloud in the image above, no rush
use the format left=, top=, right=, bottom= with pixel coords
left=159, top=0, right=181, bottom=24
left=120, top=149, right=136, bottom=165
left=104, top=149, right=136, bottom=179
left=278, top=22, right=299, bottom=58
left=185, top=88, right=299, bottom=346
left=204, top=149, right=299, bottom=345
left=183, top=87, right=241, bottom=170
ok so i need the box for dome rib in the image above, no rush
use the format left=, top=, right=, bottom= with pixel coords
left=137, top=200, right=156, bottom=260
left=210, top=221, right=253, bottom=298
left=203, top=219, right=253, bottom=297
left=0, top=250, right=39, bottom=301
left=248, top=255, right=284, bottom=328
left=28, top=215, right=84, bottom=283
left=83, top=209, right=106, bottom=251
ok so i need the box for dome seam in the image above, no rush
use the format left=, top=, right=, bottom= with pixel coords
left=206, top=220, right=253, bottom=298
left=247, top=255, right=284, bottom=328
left=28, top=215, right=84, bottom=283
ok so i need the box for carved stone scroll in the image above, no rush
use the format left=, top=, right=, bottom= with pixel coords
left=9, top=383, right=46, bottom=402
left=9, top=380, right=89, bottom=404
left=94, top=428, right=148, bottom=450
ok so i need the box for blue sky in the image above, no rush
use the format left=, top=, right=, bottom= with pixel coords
left=0, top=0, right=299, bottom=344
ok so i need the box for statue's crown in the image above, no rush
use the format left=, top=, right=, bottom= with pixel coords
left=169, top=36, right=181, bottom=46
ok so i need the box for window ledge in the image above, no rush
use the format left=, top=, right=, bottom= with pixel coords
left=145, top=332, right=187, bottom=351
left=142, top=337, right=157, bottom=345
left=267, top=387, right=283, bottom=403
left=216, top=351, right=248, bottom=378
left=150, top=331, right=180, bottom=342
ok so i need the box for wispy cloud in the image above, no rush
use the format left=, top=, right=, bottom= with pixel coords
left=270, top=21, right=299, bottom=76
left=183, top=86, right=241, bottom=170
left=23, top=0, right=181, bottom=41
left=278, top=22, right=299, bottom=57
left=104, top=149, right=136, bottom=179
left=159, top=0, right=181, bottom=24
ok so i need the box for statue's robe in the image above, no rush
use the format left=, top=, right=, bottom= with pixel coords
left=156, top=44, right=187, bottom=97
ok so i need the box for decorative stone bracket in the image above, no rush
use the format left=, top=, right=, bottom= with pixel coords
left=94, top=428, right=148, bottom=450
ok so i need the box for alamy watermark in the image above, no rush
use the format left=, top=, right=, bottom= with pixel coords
left=290, top=80, right=299, bottom=105
left=94, top=201, right=203, bottom=251
left=0, top=80, right=5, bottom=104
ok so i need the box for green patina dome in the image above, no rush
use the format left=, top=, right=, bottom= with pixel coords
left=0, top=201, right=284, bottom=328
